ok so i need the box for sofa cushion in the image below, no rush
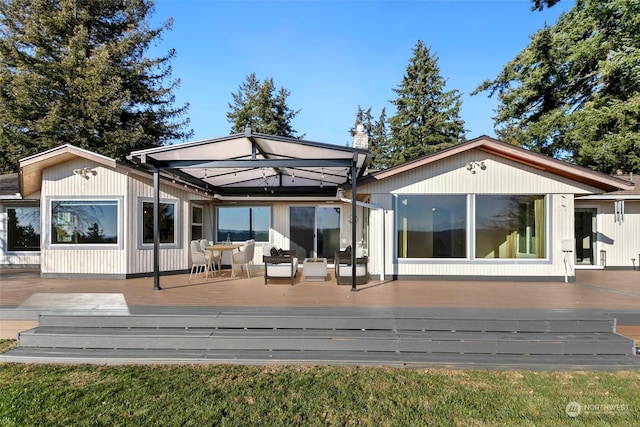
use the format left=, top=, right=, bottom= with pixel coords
left=265, top=257, right=298, bottom=277
left=337, top=264, right=367, bottom=277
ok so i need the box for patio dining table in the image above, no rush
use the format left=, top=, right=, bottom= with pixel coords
left=205, top=243, right=243, bottom=275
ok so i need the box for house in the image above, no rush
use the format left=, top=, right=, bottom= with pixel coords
left=1, top=133, right=637, bottom=283
left=358, top=136, right=637, bottom=281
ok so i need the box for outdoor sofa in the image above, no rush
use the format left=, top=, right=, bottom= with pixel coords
left=334, top=248, right=369, bottom=285
left=263, top=245, right=299, bottom=285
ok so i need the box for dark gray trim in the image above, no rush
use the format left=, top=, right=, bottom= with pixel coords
left=153, top=165, right=161, bottom=290
left=161, top=159, right=354, bottom=169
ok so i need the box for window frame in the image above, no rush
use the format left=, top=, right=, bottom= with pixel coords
left=395, top=194, right=469, bottom=260
left=473, top=194, right=547, bottom=261
left=44, top=196, right=123, bottom=250
left=394, top=193, right=550, bottom=263
left=4, top=205, right=41, bottom=253
left=191, top=204, right=204, bottom=242
left=216, top=206, right=271, bottom=243
left=138, top=197, right=181, bottom=249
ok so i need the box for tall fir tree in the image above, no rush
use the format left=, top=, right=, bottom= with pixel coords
left=227, top=73, right=301, bottom=137
left=0, top=0, right=192, bottom=174
left=474, top=0, right=640, bottom=174
left=388, top=40, right=466, bottom=167
left=369, top=108, right=391, bottom=170
left=349, top=105, right=373, bottom=138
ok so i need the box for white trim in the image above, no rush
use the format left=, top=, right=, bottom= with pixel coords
left=576, top=195, right=640, bottom=200
left=44, top=196, right=123, bottom=250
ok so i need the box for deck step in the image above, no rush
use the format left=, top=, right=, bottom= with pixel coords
left=3, top=311, right=637, bottom=365
left=16, top=328, right=633, bottom=355
left=34, top=313, right=617, bottom=333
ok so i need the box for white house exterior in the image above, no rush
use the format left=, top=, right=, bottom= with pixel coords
left=1, top=135, right=637, bottom=283
left=358, top=137, right=637, bottom=281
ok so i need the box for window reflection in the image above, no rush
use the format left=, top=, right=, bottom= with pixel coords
left=142, top=202, right=175, bottom=244
left=51, top=201, right=118, bottom=244
left=217, top=207, right=270, bottom=242
left=475, top=195, right=545, bottom=258
left=7, top=207, right=40, bottom=251
left=397, top=195, right=467, bottom=258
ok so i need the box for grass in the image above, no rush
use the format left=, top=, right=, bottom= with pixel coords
left=0, top=340, right=16, bottom=353
left=0, top=359, right=638, bottom=426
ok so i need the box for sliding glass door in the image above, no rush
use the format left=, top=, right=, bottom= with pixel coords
left=290, top=206, right=341, bottom=260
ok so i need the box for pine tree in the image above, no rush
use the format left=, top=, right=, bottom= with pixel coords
left=388, top=40, right=466, bottom=167
left=349, top=106, right=373, bottom=138
left=227, top=73, right=301, bottom=137
left=369, top=108, right=391, bottom=170
left=0, top=0, right=192, bottom=174
left=474, top=0, right=640, bottom=173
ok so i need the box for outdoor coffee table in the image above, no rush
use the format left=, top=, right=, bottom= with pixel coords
left=303, top=258, right=327, bottom=281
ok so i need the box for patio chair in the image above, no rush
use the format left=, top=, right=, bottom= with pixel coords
left=334, top=246, right=369, bottom=285
left=189, top=240, right=209, bottom=279
left=232, top=239, right=255, bottom=279
left=263, top=244, right=298, bottom=285
left=200, top=239, right=221, bottom=273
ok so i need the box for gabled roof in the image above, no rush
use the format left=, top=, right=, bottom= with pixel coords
left=19, top=145, right=117, bottom=197
left=361, top=135, right=635, bottom=193
left=128, top=129, right=372, bottom=197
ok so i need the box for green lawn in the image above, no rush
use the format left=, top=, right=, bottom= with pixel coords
left=1, top=339, right=639, bottom=426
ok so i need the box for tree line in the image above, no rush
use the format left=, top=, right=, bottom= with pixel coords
left=1, top=0, right=638, bottom=175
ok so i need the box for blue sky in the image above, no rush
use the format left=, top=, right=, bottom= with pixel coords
left=150, top=0, right=571, bottom=146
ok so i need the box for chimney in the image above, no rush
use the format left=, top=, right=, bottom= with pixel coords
left=353, top=123, right=369, bottom=149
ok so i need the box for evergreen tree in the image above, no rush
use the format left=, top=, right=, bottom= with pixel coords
left=349, top=105, right=373, bottom=138
left=227, top=73, right=301, bottom=137
left=369, top=108, right=391, bottom=170
left=86, top=222, right=104, bottom=243
left=531, top=0, right=561, bottom=11
left=388, top=40, right=466, bottom=167
left=0, top=0, right=192, bottom=174
left=474, top=0, right=640, bottom=174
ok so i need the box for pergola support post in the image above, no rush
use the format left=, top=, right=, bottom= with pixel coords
left=153, top=164, right=161, bottom=290
left=351, top=159, right=358, bottom=291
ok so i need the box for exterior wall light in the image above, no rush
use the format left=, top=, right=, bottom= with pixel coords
left=72, top=167, right=97, bottom=179
left=466, top=161, right=486, bottom=174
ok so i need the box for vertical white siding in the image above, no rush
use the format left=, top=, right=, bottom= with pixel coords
left=40, top=159, right=128, bottom=276
left=126, top=173, right=210, bottom=275
left=588, top=200, right=640, bottom=268
left=360, top=151, right=600, bottom=280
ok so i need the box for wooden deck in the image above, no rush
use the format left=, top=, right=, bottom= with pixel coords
left=1, top=268, right=638, bottom=309
left=1, top=268, right=639, bottom=340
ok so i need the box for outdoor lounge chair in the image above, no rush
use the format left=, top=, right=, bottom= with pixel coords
left=334, top=247, right=368, bottom=285
left=263, top=244, right=298, bottom=285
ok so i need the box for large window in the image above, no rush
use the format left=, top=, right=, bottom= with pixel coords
left=217, top=207, right=270, bottom=242
left=7, top=207, right=40, bottom=251
left=475, top=195, right=545, bottom=259
left=397, top=195, right=467, bottom=258
left=51, top=200, right=118, bottom=245
left=142, top=201, right=176, bottom=244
